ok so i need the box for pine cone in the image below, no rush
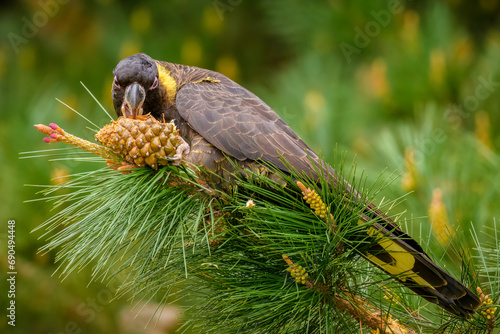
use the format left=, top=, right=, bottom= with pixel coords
left=95, top=115, right=181, bottom=170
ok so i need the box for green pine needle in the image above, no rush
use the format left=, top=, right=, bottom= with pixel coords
left=28, top=145, right=499, bottom=333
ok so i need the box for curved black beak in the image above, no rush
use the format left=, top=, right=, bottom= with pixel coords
left=121, top=82, right=146, bottom=118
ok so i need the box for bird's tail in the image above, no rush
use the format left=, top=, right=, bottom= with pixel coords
left=357, top=202, right=481, bottom=317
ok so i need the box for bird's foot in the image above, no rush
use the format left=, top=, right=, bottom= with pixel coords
left=171, top=137, right=190, bottom=166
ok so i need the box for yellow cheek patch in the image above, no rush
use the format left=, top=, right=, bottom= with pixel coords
left=156, top=63, right=177, bottom=104
left=359, top=220, right=433, bottom=288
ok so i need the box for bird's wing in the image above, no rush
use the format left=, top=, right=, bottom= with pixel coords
left=175, top=77, right=326, bottom=179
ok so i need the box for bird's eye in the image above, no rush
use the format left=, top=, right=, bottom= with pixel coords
left=149, top=77, right=158, bottom=90
left=113, top=76, right=121, bottom=89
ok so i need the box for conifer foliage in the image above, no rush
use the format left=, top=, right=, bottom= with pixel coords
left=32, top=118, right=499, bottom=333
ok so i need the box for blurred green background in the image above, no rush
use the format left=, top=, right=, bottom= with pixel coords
left=1, top=0, right=500, bottom=333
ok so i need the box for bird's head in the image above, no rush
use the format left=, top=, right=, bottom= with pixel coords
left=112, top=53, right=164, bottom=119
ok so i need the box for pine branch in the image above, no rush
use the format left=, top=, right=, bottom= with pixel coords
left=34, top=122, right=120, bottom=161
left=283, top=254, right=416, bottom=334
left=30, top=117, right=499, bottom=333
left=292, top=183, right=419, bottom=334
